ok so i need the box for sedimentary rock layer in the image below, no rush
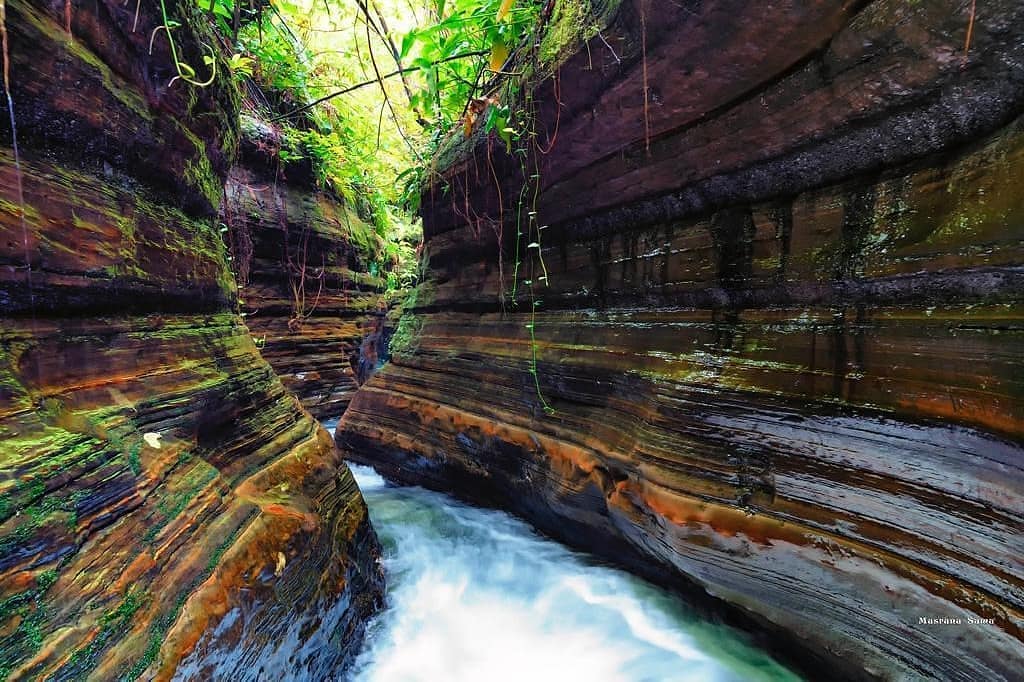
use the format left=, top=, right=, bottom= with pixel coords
left=222, top=119, right=388, bottom=420
left=0, top=1, right=381, bottom=679
left=338, top=0, right=1024, bottom=678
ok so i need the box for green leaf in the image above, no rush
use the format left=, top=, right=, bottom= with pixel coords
left=205, top=0, right=233, bottom=19
left=400, top=31, right=418, bottom=59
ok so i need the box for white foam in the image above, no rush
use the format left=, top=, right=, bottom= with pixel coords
left=344, top=466, right=800, bottom=682
left=349, top=463, right=388, bottom=491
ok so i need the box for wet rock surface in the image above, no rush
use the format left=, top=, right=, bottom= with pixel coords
left=0, top=1, right=382, bottom=679
left=338, top=0, right=1024, bottom=679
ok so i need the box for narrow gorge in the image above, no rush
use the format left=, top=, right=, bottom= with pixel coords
left=337, top=0, right=1024, bottom=679
left=2, top=0, right=1022, bottom=680
left=222, top=114, right=394, bottom=420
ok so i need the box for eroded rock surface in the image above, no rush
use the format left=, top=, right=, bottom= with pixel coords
left=222, top=116, right=389, bottom=420
left=0, top=1, right=381, bottom=679
left=338, top=0, right=1024, bottom=678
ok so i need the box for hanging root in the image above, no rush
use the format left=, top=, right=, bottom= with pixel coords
left=536, top=71, right=561, bottom=155
left=0, top=0, right=34, bottom=312
left=962, top=0, right=976, bottom=67
left=640, top=0, right=650, bottom=155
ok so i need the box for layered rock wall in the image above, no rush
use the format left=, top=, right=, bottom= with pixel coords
left=223, top=120, right=388, bottom=419
left=338, top=0, right=1024, bottom=678
left=0, top=1, right=381, bottom=679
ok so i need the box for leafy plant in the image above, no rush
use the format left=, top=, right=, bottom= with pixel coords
left=399, top=0, right=541, bottom=129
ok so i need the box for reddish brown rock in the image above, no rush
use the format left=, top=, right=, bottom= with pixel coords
left=222, top=116, right=390, bottom=420
left=338, top=0, right=1024, bottom=679
left=0, top=1, right=381, bottom=679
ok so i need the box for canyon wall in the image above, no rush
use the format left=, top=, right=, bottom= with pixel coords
left=338, top=0, right=1024, bottom=678
left=0, top=1, right=381, bottom=679
left=223, top=116, right=388, bottom=420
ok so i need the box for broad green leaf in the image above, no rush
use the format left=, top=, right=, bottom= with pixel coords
left=209, top=0, right=232, bottom=19
left=400, top=31, right=418, bottom=59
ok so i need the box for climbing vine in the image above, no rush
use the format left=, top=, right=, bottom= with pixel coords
left=152, top=0, right=218, bottom=87
left=40, top=0, right=613, bottom=416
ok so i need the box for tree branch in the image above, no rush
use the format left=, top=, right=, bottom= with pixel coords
left=268, top=50, right=488, bottom=123
left=356, top=0, right=429, bottom=127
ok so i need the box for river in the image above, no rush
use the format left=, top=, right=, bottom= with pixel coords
left=334, top=445, right=801, bottom=682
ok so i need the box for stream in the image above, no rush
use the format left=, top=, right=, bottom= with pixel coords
left=325, top=432, right=802, bottom=680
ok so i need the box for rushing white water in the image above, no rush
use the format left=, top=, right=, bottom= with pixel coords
left=340, top=460, right=802, bottom=682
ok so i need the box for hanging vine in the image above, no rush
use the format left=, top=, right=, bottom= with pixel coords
left=408, top=0, right=614, bottom=417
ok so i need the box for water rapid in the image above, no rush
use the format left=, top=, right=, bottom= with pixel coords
left=340, top=458, right=802, bottom=682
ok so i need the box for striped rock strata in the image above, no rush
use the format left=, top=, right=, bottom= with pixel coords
left=223, top=115, right=389, bottom=420
left=0, top=0, right=382, bottom=679
left=338, top=0, right=1024, bottom=679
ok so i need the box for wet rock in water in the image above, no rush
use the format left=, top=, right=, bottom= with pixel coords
left=337, top=0, right=1024, bottom=679
left=0, top=0, right=382, bottom=679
